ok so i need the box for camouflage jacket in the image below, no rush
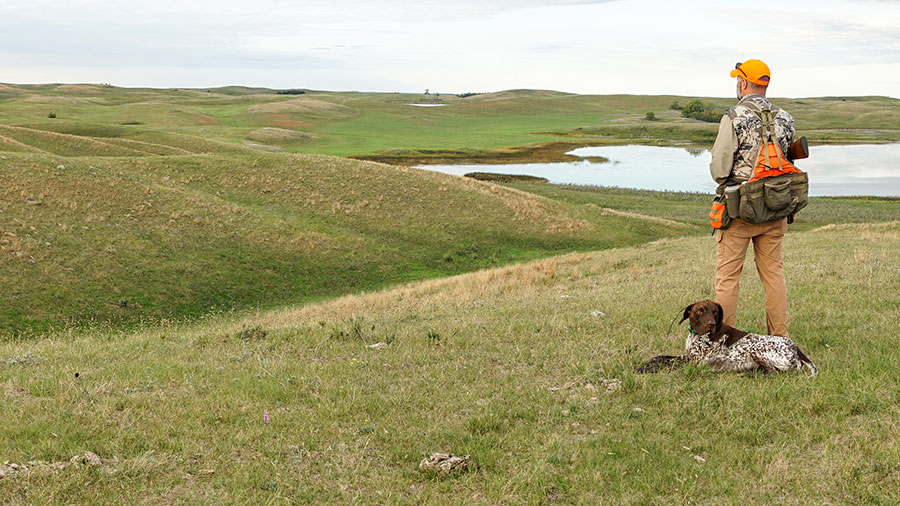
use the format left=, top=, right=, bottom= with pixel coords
left=709, top=94, right=795, bottom=185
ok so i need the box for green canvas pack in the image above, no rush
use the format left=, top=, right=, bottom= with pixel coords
left=722, top=102, right=809, bottom=226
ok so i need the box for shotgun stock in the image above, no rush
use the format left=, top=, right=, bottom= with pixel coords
left=787, top=136, right=809, bottom=161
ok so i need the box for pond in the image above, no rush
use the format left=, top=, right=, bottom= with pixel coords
left=417, top=144, right=900, bottom=197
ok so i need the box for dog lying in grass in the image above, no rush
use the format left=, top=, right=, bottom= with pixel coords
left=636, top=300, right=817, bottom=377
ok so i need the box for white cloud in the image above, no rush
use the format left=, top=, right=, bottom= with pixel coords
left=0, top=0, right=897, bottom=97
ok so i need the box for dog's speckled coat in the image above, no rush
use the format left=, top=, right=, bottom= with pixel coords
left=636, top=300, right=817, bottom=376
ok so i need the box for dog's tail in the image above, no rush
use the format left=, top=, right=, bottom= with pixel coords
left=796, top=348, right=818, bottom=378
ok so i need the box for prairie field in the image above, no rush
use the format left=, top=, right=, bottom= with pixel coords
left=2, top=222, right=898, bottom=504
left=1, top=83, right=899, bottom=503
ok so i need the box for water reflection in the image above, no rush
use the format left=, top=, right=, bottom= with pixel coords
left=417, top=144, right=900, bottom=197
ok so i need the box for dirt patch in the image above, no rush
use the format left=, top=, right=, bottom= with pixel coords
left=176, top=109, right=220, bottom=126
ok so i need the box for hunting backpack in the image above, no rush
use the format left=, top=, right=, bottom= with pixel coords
left=710, top=102, right=808, bottom=229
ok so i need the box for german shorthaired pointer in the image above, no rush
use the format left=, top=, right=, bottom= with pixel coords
left=637, top=299, right=817, bottom=377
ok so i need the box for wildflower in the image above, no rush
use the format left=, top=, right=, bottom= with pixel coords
left=264, top=411, right=270, bottom=424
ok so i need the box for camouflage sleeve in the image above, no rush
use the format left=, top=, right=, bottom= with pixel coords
left=776, top=109, right=795, bottom=153
left=709, top=114, right=737, bottom=185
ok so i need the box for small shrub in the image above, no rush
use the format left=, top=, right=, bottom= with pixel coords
left=47, top=112, right=56, bottom=119
left=645, top=112, right=657, bottom=121
left=681, top=99, right=723, bottom=123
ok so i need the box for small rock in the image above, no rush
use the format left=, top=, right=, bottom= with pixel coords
left=559, top=295, right=573, bottom=300
left=367, top=342, right=391, bottom=350
left=25, top=200, right=42, bottom=206
left=71, top=452, right=102, bottom=466
left=693, top=455, right=706, bottom=464
left=591, top=310, right=606, bottom=318
left=633, top=407, right=647, bottom=413
left=419, top=453, right=470, bottom=475
left=599, top=378, right=622, bottom=393
left=57, top=165, right=66, bottom=171
left=549, top=381, right=576, bottom=391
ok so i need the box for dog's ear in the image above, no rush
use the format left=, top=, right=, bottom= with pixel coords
left=714, top=301, right=724, bottom=330
left=680, top=303, right=694, bottom=324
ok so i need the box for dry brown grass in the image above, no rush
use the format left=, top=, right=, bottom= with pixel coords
left=454, top=175, right=593, bottom=234
left=0, top=134, right=44, bottom=153
left=0, top=125, right=147, bottom=156
left=54, top=84, right=105, bottom=94
left=247, top=97, right=356, bottom=119
left=589, top=204, right=694, bottom=228
left=99, top=138, right=195, bottom=156
left=22, top=95, right=105, bottom=105
left=246, top=127, right=314, bottom=143
left=245, top=252, right=582, bottom=332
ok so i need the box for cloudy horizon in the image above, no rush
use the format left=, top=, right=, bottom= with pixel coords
left=2, top=0, right=898, bottom=98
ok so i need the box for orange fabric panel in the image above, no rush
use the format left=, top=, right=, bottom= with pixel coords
left=709, top=201, right=726, bottom=229
left=749, top=142, right=801, bottom=182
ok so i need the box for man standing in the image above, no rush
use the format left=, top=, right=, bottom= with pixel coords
left=709, top=59, right=795, bottom=338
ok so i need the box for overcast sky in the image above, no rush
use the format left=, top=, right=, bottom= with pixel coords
left=2, top=0, right=898, bottom=98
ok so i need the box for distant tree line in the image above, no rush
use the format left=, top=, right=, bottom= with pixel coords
left=276, top=89, right=306, bottom=95
left=456, top=92, right=483, bottom=98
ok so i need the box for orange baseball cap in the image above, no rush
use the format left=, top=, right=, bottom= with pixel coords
left=731, top=60, right=771, bottom=86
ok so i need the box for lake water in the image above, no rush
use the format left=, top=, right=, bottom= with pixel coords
left=418, top=144, right=900, bottom=197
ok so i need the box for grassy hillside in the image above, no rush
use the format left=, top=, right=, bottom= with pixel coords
left=0, top=151, right=692, bottom=335
left=2, top=222, right=898, bottom=504
left=2, top=84, right=898, bottom=334
left=2, top=84, right=898, bottom=163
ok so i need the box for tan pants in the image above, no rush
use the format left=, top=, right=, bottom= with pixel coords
left=715, top=217, right=789, bottom=337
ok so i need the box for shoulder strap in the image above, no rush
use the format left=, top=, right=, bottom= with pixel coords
left=743, top=101, right=782, bottom=171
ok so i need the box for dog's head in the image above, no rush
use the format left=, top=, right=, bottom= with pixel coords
left=680, top=299, right=723, bottom=336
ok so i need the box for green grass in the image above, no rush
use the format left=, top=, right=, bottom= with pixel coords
left=2, top=85, right=898, bottom=162
left=0, top=151, right=690, bottom=335
left=2, top=84, right=898, bottom=336
left=2, top=83, right=899, bottom=503
left=2, top=222, right=898, bottom=503
left=501, top=183, right=900, bottom=232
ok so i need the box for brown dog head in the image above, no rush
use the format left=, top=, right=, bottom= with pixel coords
left=680, top=300, right=723, bottom=336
